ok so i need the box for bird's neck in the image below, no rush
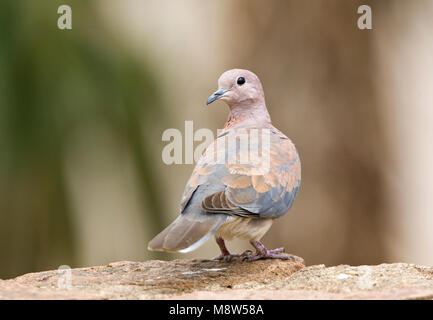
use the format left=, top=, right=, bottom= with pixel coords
left=224, top=102, right=271, bottom=130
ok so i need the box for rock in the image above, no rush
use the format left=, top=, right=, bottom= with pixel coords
left=1, top=256, right=433, bottom=300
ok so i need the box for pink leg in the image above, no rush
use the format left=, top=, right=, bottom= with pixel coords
left=213, top=237, right=252, bottom=262
left=243, top=240, right=294, bottom=261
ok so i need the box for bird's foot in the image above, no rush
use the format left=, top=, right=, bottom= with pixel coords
left=213, top=250, right=252, bottom=262
left=214, top=237, right=253, bottom=262
left=243, top=251, right=295, bottom=262
left=242, top=241, right=295, bottom=262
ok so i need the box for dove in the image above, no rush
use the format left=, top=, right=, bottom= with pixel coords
left=148, top=69, right=301, bottom=261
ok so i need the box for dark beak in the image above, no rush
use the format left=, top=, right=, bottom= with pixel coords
left=206, top=88, right=229, bottom=105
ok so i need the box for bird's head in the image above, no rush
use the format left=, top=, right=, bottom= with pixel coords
left=206, top=69, right=265, bottom=107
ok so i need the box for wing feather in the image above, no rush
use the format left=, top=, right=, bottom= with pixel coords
left=187, top=127, right=301, bottom=219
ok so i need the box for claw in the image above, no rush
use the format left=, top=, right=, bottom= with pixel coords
left=243, top=249, right=253, bottom=256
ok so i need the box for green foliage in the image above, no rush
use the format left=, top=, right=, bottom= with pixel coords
left=0, top=1, right=167, bottom=278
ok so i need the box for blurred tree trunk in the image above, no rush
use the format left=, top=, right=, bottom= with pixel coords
left=227, top=0, right=389, bottom=265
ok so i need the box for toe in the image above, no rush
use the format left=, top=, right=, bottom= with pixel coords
left=268, top=247, right=285, bottom=254
left=270, top=253, right=295, bottom=260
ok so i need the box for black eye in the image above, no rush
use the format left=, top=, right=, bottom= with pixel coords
left=237, top=77, right=246, bottom=85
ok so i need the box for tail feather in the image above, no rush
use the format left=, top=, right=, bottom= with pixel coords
left=147, top=213, right=226, bottom=253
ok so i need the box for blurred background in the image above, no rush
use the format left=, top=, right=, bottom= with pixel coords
left=1, top=0, right=432, bottom=279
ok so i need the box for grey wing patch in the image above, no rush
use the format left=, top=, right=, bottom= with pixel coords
left=201, top=190, right=259, bottom=218
left=227, top=183, right=300, bottom=218
left=183, top=127, right=301, bottom=220
left=222, top=129, right=301, bottom=219
left=180, top=185, right=198, bottom=213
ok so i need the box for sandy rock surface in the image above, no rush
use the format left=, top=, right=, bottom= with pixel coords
left=1, top=256, right=433, bottom=300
